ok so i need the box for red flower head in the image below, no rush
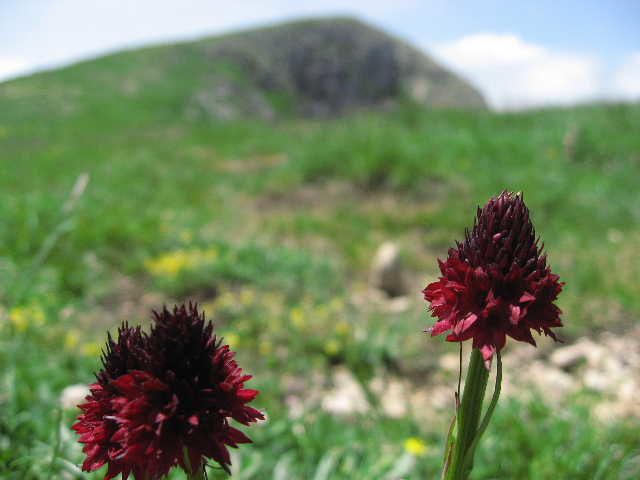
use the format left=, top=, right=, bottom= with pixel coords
left=73, top=303, right=264, bottom=479
left=423, top=191, right=563, bottom=368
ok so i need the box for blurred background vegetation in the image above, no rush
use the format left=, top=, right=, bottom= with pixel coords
left=1, top=17, right=639, bottom=480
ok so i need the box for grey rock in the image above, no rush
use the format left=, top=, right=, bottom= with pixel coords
left=370, top=242, right=407, bottom=297
left=549, top=341, right=590, bottom=370
left=186, top=78, right=274, bottom=121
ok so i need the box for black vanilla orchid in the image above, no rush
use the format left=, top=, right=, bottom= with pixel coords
left=73, top=303, right=264, bottom=479
left=423, top=191, right=565, bottom=480
left=423, top=191, right=563, bottom=367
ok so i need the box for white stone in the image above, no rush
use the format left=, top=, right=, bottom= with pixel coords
left=370, top=376, right=409, bottom=418
left=321, top=368, right=369, bottom=415
left=59, top=384, right=90, bottom=410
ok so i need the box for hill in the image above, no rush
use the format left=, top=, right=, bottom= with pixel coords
left=0, top=17, right=485, bottom=121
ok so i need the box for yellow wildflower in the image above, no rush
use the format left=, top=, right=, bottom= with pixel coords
left=404, top=437, right=428, bottom=457
left=324, top=339, right=340, bottom=356
left=81, top=342, right=102, bottom=357
left=145, top=247, right=219, bottom=278
left=9, top=308, right=28, bottom=332
left=334, top=320, right=350, bottom=336
left=258, top=340, right=273, bottom=355
left=224, top=332, right=240, bottom=348
left=64, top=330, right=81, bottom=350
left=240, top=289, right=255, bottom=306
left=290, top=307, right=305, bottom=329
left=145, top=251, right=192, bottom=277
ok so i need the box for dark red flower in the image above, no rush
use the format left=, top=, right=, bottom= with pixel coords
left=73, top=303, right=264, bottom=479
left=423, top=191, right=563, bottom=367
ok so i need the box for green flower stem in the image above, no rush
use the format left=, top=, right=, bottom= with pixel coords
left=183, top=447, right=207, bottom=480
left=461, top=351, right=502, bottom=475
left=444, top=348, right=490, bottom=480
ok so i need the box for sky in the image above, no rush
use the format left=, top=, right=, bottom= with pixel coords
left=1, top=0, right=639, bottom=109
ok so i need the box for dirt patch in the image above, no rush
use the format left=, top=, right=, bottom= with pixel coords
left=79, top=274, right=167, bottom=330
left=256, top=179, right=444, bottom=215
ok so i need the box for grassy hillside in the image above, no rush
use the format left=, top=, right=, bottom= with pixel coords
left=0, top=40, right=639, bottom=479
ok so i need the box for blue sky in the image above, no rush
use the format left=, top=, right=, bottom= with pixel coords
left=1, top=0, right=639, bottom=108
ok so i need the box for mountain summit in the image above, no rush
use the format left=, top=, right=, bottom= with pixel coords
left=192, top=17, right=486, bottom=117
left=1, top=17, right=486, bottom=120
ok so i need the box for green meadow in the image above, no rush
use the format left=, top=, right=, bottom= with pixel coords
left=0, top=44, right=639, bottom=478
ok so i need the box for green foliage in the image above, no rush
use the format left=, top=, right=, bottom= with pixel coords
left=475, top=399, right=640, bottom=479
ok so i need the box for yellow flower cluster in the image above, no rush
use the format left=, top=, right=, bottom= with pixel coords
left=8, top=304, right=46, bottom=332
left=203, top=287, right=265, bottom=319
left=144, top=247, right=219, bottom=278
left=63, top=329, right=102, bottom=357
left=198, top=286, right=354, bottom=363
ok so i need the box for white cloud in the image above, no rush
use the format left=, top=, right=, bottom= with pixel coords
left=0, top=57, right=31, bottom=82
left=434, top=33, right=544, bottom=68
left=429, top=33, right=602, bottom=109
left=612, top=52, right=640, bottom=99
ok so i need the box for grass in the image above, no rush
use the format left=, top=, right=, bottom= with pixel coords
left=0, top=46, right=639, bottom=478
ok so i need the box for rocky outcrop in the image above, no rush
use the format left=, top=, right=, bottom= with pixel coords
left=193, top=17, right=486, bottom=118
